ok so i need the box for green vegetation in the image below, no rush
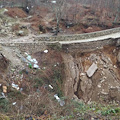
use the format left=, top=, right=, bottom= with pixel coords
left=0, top=99, right=9, bottom=113
left=34, top=78, right=44, bottom=88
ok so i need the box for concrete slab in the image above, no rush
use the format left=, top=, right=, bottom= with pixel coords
left=86, top=63, right=98, bottom=77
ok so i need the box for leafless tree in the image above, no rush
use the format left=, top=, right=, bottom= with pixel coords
left=50, top=0, right=66, bottom=35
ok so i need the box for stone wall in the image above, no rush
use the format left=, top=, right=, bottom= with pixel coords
left=1, top=27, right=120, bottom=52
left=1, top=38, right=118, bottom=53
left=36, top=27, right=120, bottom=42
left=61, top=38, right=117, bottom=52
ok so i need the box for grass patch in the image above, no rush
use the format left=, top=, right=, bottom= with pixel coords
left=0, top=99, right=9, bottom=113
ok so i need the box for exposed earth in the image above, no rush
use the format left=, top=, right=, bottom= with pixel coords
left=1, top=6, right=120, bottom=120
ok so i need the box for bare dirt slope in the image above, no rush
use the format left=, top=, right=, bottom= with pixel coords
left=62, top=45, right=120, bottom=104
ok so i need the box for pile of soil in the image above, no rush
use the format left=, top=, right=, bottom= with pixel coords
left=5, top=8, right=27, bottom=18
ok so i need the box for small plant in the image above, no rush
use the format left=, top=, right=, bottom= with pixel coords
left=34, top=78, right=44, bottom=88
left=101, top=108, right=120, bottom=116
left=0, top=99, right=9, bottom=113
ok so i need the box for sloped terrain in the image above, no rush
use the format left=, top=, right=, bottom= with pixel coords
left=0, top=43, right=120, bottom=119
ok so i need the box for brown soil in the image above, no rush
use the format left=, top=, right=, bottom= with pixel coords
left=61, top=45, right=120, bottom=104
left=5, top=8, right=27, bottom=18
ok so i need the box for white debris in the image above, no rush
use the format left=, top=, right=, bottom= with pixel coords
left=1, top=92, right=6, bottom=98
left=86, top=63, right=98, bottom=77
left=12, top=102, right=16, bottom=105
left=27, top=7, right=29, bottom=10
left=27, top=55, right=33, bottom=62
left=33, top=59, right=38, bottom=64
left=54, top=64, right=57, bottom=67
left=33, top=64, right=39, bottom=69
left=4, top=9, right=8, bottom=12
left=51, top=1, right=56, bottom=3
left=54, top=94, right=60, bottom=102
left=12, top=83, right=19, bottom=90
left=97, top=84, right=101, bottom=88
left=80, top=73, right=86, bottom=76
left=44, top=50, right=48, bottom=53
left=60, top=100, right=65, bottom=106
left=49, top=85, right=53, bottom=89
left=114, top=65, right=117, bottom=68
left=25, top=52, right=28, bottom=56
left=54, top=94, right=65, bottom=106
left=25, top=53, right=39, bottom=69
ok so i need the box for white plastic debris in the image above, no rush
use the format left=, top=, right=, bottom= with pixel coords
left=60, top=100, right=65, bottom=106
left=27, top=55, right=33, bottom=62
left=12, top=83, right=19, bottom=90
left=12, top=102, right=16, bottom=105
left=54, top=64, right=57, bottom=67
left=54, top=94, right=61, bottom=102
left=44, top=50, right=48, bottom=53
left=54, top=94, right=65, bottom=106
left=21, top=57, right=27, bottom=63
left=25, top=53, right=39, bottom=69
left=20, top=88, right=23, bottom=92
left=0, top=92, right=6, bottom=99
left=33, top=64, right=39, bottom=69
left=51, top=1, right=56, bottom=3
left=49, top=85, right=53, bottom=89
left=27, top=7, right=29, bottom=10
left=1, top=92, right=6, bottom=98
left=33, top=59, right=38, bottom=64
left=80, top=73, right=86, bottom=76
left=25, top=52, right=28, bottom=56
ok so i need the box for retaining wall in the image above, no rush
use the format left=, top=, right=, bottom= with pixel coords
left=36, top=27, right=120, bottom=42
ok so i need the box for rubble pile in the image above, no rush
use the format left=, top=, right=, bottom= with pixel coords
left=62, top=45, right=120, bottom=104
left=0, top=8, right=29, bottom=38
left=0, top=12, right=15, bottom=37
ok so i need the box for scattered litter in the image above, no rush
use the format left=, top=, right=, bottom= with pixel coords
left=54, top=94, right=65, bottom=106
left=44, top=50, right=48, bottom=53
left=42, top=67, right=46, bottom=70
left=114, top=65, right=117, bottom=68
left=2, top=86, right=7, bottom=93
left=60, top=100, right=65, bottom=106
left=25, top=53, right=39, bottom=69
left=12, top=83, right=19, bottom=90
left=20, top=88, right=23, bottom=92
left=80, top=73, right=86, bottom=76
left=54, top=64, right=57, bottom=67
left=0, top=92, right=6, bottom=99
left=12, top=102, right=16, bottom=105
left=27, top=55, right=33, bottom=62
left=33, top=64, right=39, bottom=69
left=21, top=57, right=27, bottom=63
left=28, top=63, right=32, bottom=69
left=86, top=63, right=98, bottom=77
left=97, top=84, right=101, bottom=88
left=51, top=1, right=56, bottom=3
left=49, top=85, right=53, bottom=89
left=54, top=94, right=60, bottom=102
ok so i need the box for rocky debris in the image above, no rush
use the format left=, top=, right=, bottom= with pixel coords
left=0, top=53, right=9, bottom=73
left=62, top=45, right=120, bottom=103
left=2, top=86, right=7, bottom=93
left=117, top=51, right=120, bottom=63
left=108, top=87, right=120, bottom=102
left=17, top=30, right=25, bottom=36
left=116, top=39, right=120, bottom=47
left=86, top=63, right=98, bottom=77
